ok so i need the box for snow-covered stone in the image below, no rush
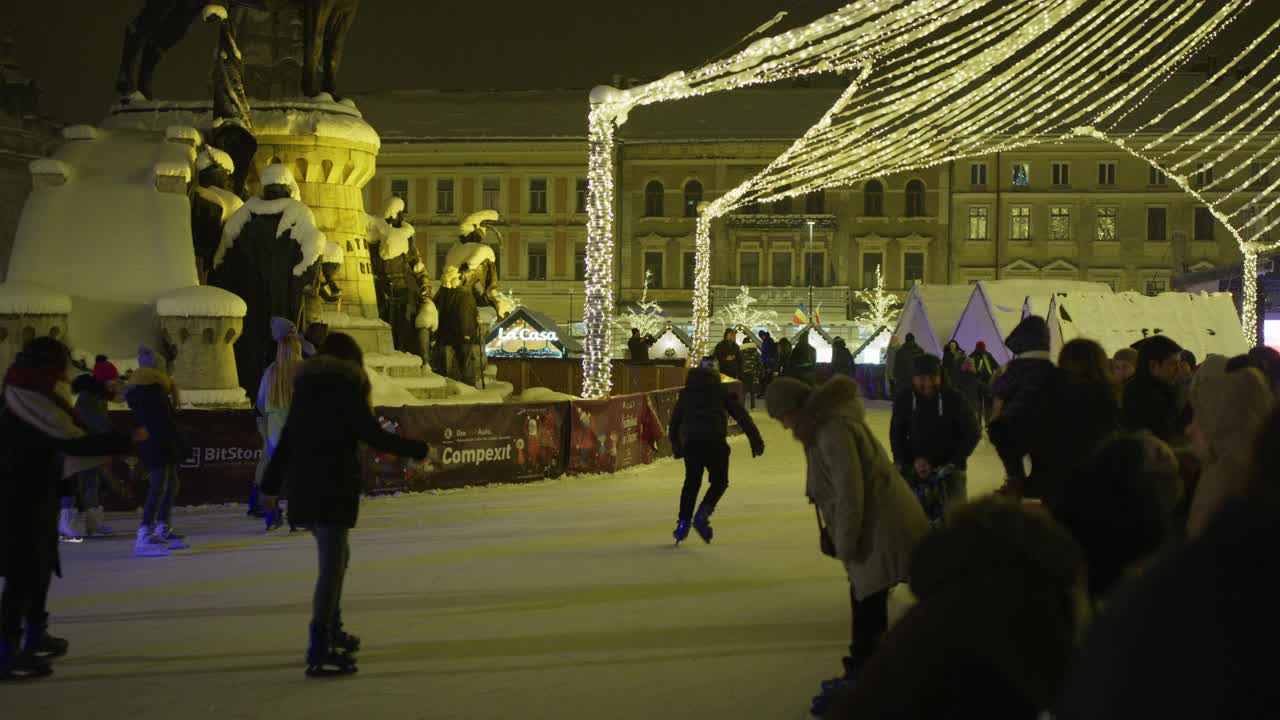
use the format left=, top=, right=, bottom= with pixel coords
left=153, top=161, right=192, bottom=183
left=179, top=388, right=250, bottom=408
left=320, top=311, right=386, bottom=329
left=415, top=299, right=439, bottom=331
left=0, top=282, right=72, bottom=315
left=441, top=242, right=497, bottom=288
left=156, top=286, right=247, bottom=318
left=29, top=158, right=70, bottom=179
left=515, top=387, right=580, bottom=402
left=201, top=3, right=228, bottom=22
left=62, top=125, right=99, bottom=141
left=365, top=351, right=424, bottom=369
left=165, top=125, right=203, bottom=146
left=196, top=146, right=234, bottom=174
left=378, top=223, right=415, bottom=260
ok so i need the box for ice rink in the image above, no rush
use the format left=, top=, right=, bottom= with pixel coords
left=9, top=402, right=1003, bottom=719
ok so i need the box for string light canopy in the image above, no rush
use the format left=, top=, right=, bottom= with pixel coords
left=581, top=0, right=1278, bottom=398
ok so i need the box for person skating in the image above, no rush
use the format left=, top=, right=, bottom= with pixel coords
left=260, top=333, right=429, bottom=677
left=124, top=346, right=188, bottom=556
left=988, top=316, right=1056, bottom=497
left=765, top=375, right=928, bottom=715
left=890, top=354, right=981, bottom=506
left=627, top=328, right=656, bottom=362
left=784, top=331, right=818, bottom=385
left=668, top=358, right=765, bottom=544
left=713, top=329, right=743, bottom=379
left=1, top=338, right=132, bottom=680
left=741, top=343, right=764, bottom=409
left=67, top=374, right=119, bottom=538
left=257, top=329, right=306, bottom=532
left=758, top=330, right=778, bottom=374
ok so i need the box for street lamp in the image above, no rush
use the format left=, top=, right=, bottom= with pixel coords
left=806, top=220, right=816, bottom=321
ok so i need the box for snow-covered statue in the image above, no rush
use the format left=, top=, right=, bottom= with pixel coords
left=116, top=0, right=362, bottom=101
left=432, top=210, right=513, bottom=386
left=190, top=146, right=243, bottom=282
left=210, top=163, right=327, bottom=392
left=366, top=196, right=435, bottom=361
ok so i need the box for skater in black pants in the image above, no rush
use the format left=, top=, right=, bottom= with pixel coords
left=261, top=333, right=428, bottom=677
left=668, top=358, right=765, bottom=544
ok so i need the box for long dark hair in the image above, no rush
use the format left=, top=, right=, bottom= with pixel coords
left=319, top=332, right=364, bottom=366
left=1058, top=339, right=1119, bottom=401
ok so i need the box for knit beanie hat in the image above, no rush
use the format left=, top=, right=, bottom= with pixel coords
left=766, top=377, right=814, bottom=420
left=270, top=316, right=298, bottom=343
left=1005, top=315, right=1050, bottom=356
left=913, top=353, right=942, bottom=377
left=137, top=345, right=159, bottom=369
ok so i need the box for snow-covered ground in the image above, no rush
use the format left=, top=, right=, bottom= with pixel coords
left=14, top=403, right=1002, bottom=719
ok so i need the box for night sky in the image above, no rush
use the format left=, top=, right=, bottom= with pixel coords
left=6, top=0, right=1279, bottom=125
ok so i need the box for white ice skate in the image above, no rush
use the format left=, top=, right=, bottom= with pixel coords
left=84, top=508, right=115, bottom=538
left=134, top=526, right=171, bottom=558
left=155, top=523, right=190, bottom=551
left=58, top=508, right=84, bottom=544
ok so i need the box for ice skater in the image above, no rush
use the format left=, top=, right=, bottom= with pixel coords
left=260, top=333, right=429, bottom=677
left=668, top=357, right=765, bottom=545
left=124, top=346, right=189, bottom=557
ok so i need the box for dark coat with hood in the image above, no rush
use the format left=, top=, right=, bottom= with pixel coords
left=889, top=384, right=981, bottom=471
left=828, top=498, right=1088, bottom=719
left=759, top=335, right=778, bottom=369
left=792, top=376, right=928, bottom=600
left=261, top=355, right=429, bottom=528
left=784, top=335, right=818, bottom=384
left=668, top=367, right=762, bottom=456
left=123, top=367, right=185, bottom=469
left=713, top=338, right=743, bottom=379
left=1120, top=367, right=1184, bottom=445
left=892, top=337, right=924, bottom=390
left=991, top=316, right=1055, bottom=421
left=830, top=339, right=855, bottom=377
left=1024, top=369, right=1120, bottom=508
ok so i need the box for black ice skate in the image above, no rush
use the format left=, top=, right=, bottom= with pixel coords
left=305, top=623, right=358, bottom=678
left=672, top=519, right=691, bottom=545
left=692, top=503, right=715, bottom=543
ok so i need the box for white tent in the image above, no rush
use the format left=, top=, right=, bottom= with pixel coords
left=951, top=280, right=1112, bottom=365
left=892, top=285, right=972, bottom=359
left=1047, top=291, right=1250, bottom=363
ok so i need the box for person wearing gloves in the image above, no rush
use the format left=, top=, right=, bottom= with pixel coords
left=890, top=354, right=981, bottom=506
left=668, top=357, right=765, bottom=545
left=124, top=346, right=188, bottom=557
left=766, top=375, right=929, bottom=716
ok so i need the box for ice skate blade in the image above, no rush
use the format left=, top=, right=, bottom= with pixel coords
left=0, top=663, right=54, bottom=681
left=305, top=664, right=358, bottom=678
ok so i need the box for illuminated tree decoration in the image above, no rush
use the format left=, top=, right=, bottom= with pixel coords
left=614, top=270, right=667, bottom=339
left=714, top=285, right=780, bottom=337
left=852, top=266, right=900, bottom=333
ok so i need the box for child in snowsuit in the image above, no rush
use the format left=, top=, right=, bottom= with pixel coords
left=668, top=358, right=765, bottom=544
left=988, top=316, right=1056, bottom=498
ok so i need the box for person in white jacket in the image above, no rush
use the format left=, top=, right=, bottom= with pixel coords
left=766, top=374, right=929, bottom=715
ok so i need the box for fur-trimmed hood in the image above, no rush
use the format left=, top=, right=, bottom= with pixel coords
left=794, top=374, right=865, bottom=445
left=125, top=367, right=180, bottom=406
left=295, top=355, right=371, bottom=405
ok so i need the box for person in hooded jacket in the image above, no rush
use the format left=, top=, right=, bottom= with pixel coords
left=712, top=329, right=743, bottom=379
left=1, top=338, right=132, bottom=680
left=784, top=331, right=819, bottom=385
left=260, top=332, right=429, bottom=677
left=988, top=315, right=1056, bottom=497
left=889, top=354, right=981, bottom=505
left=830, top=337, right=855, bottom=378
left=124, top=346, right=188, bottom=557
left=824, top=498, right=1089, bottom=720
left=1120, top=335, right=1187, bottom=447
left=766, top=375, right=929, bottom=715
left=891, top=333, right=924, bottom=394
left=65, top=374, right=118, bottom=538
left=668, top=358, right=765, bottom=544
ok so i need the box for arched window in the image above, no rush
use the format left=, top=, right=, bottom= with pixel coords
left=863, top=180, right=884, bottom=216
left=905, top=179, right=926, bottom=217
left=683, top=180, right=703, bottom=217
left=645, top=180, right=665, bottom=217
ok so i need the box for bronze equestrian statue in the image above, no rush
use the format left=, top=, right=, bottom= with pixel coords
left=117, top=0, right=360, bottom=101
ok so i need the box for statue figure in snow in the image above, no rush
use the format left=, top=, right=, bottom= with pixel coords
left=210, top=164, right=334, bottom=392
left=117, top=0, right=361, bottom=101
left=367, top=197, right=435, bottom=362
left=432, top=210, right=513, bottom=386
left=190, top=146, right=244, bottom=282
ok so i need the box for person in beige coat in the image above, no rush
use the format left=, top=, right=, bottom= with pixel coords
left=766, top=375, right=929, bottom=711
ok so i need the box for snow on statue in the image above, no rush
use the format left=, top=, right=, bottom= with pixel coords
left=210, top=164, right=327, bottom=393
left=366, top=196, right=434, bottom=363
left=190, top=145, right=242, bottom=282
left=432, top=210, right=510, bottom=386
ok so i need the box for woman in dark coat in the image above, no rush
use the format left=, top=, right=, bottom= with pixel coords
left=261, top=332, right=428, bottom=677
left=1, top=338, right=130, bottom=680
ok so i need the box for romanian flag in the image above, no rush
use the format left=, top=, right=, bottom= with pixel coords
left=794, top=303, right=822, bottom=326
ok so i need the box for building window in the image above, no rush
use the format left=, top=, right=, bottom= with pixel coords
left=1149, top=165, right=1168, bottom=186
left=1145, top=278, right=1168, bottom=296
left=1147, top=207, right=1168, bottom=242
left=1096, top=207, right=1118, bottom=241
left=643, top=251, right=664, bottom=288
left=644, top=180, right=665, bottom=217
left=904, top=252, right=926, bottom=287
left=1049, top=206, right=1072, bottom=241
left=968, top=207, right=989, bottom=240
left=1194, top=207, right=1215, bottom=242
left=1250, top=161, right=1271, bottom=190
left=391, top=179, right=410, bottom=213
left=772, top=196, right=793, bottom=215
left=1011, top=163, right=1030, bottom=188
left=527, top=243, right=547, bottom=281
left=970, top=162, right=988, bottom=186
left=1052, top=162, right=1071, bottom=187
left=803, top=252, right=826, bottom=288
left=739, top=252, right=760, bottom=286
left=863, top=180, right=884, bottom=216
left=435, top=178, right=454, bottom=214
left=574, top=244, right=587, bottom=281
left=1010, top=207, right=1031, bottom=241
left=805, top=190, right=825, bottom=214
left=1194, top=163, right=1213, bottom=189
left=862, top=252, right=883, bottom=288
left=482, top=177, right=501, bottom=211
left=771, top=252, right=793, bottom=286
left=682, top=252, right=697, bottom=289
left=528, top=178, right=548, bottom=214
left=904, top=180, right=926, bottom=217
left=683, top=180, right=703, bottom=217
left=575, top=178, right=588, bottom=214
left=1098, top=162, right=1117, bottom=187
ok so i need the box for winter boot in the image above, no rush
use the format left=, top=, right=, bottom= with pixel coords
left=25, top=615, right=69, bottom=660
left=692, top=502, right=715, bottom=544
left=247, top=486, right=265, bottom=518
left=265, top=508, right=284, bottom=532
left=85, top=508, right=115, bottom=537
left=58, top=508, right=84, bottom=543
left=334, top=614, right=360, bottom=655
left=135, top=526, right=171, bottom=558
left=155, top=523, right=190, bottom=551
left=672, top=519, right=691, bottom=545
left=0, top=635, right=52, bottom=681
left=305, top=622, right=357, bottom=678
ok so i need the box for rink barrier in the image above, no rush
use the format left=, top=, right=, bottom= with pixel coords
left=101, top=380, right=743, bottom=509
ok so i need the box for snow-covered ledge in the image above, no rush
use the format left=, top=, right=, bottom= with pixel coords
left=0, top=282, right=73, bottom=373
left=29, top=158, right=70, bottom=188
left=156, top=286, right=249, bottom=409
left=153, top=161, right=193, bottom=194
